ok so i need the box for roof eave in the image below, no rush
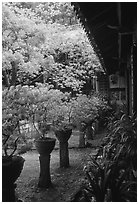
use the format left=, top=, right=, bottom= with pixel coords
left=72, top=2, right=107, bottom=74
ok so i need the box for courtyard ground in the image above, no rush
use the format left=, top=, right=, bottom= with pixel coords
left=16, top=131, right=105, bottom=202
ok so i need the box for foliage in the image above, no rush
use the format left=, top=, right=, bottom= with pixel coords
left=3, top=83, right=110, bottom=147
left=2, top=85, right=33, bottom=157
left=26, top=84, right=74, bottom=135
left=92, top=93, right=113, bottom=129
left=2, top=2, right=103, bottom=95
left=72, top=112, right=137, bottom=201
left=2, top=3, right=42, bottom=86
left=50, top=100, right=74, bottom=132
left=102, top=113, right=137, bottom=169
left=3, top=84, right=74, bottom=137
left=31, top=2, right=78, bottom=25
left=2, top=3, right=47, bottom=87
left=47, top=26, right=102, bottom=94
left=71, top=94, right=109, bottom=131
left=83, top=157, right=136, bottom=202
left=7, top=2, right=77, bottom=26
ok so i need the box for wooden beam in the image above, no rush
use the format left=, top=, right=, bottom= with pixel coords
left=89, top=5, right=115, bottom=23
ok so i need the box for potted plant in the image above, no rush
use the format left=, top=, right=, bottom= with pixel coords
left=30, top=85, right=75, bottom=169
left=2, top=87, right=27, bottom=202
left=33, top=120, right=56, bottom=188
left=28, top=84, right=56, bottom=188
left=25, top=84, right=56, bottom=156
left=50, top=99, right=74, bottom=168
left=2, top=120, right=25, bottom=202
left=72, top=94, right=110, bottom=147
left=72, top=94, right=99, bottom=147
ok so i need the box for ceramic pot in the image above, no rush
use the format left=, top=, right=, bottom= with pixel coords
left=2, top=155, right=25, bottom=201
left=35, top=137, right=56, bottom=155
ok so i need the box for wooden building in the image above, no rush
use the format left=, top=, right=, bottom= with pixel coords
left=72, top=2, right=137, bottom=115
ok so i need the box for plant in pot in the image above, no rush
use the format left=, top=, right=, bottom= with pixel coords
left=33, top=120, right=56, bottom=188
left=2, top=119, right=25, bottom=202
left=72, top=94, right=100, bottom=147
left=26, top=84, right=57, bottom=155
left=28, top=84, right=57, bottom=188
left=2, top=86, right=28, bottom=202
left=49, top=94, right=74, bottom=168
left=32, top=104, right=56, bottom=157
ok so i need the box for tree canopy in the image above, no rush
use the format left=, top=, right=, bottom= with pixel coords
left=2, top=2, right=103, bottom=94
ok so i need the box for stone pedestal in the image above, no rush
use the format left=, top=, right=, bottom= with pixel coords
left=35, top=137, right=56, bottom=188
left=55, top=129, right=72, bottom=168
left=2, top=156, right=25, bottom=202
left=59, top=141, right=69, bottom=168
left=38, top=155, right=51, bottom=188
left=2, top=183, right=16, bottom=202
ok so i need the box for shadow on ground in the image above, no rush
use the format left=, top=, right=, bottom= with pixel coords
left=16, top=148, right=98, bottom=202
left=16, top=131, right=106, bottom=201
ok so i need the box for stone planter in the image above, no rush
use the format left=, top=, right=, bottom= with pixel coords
left=2, top=155, right=25, bottom=202
left=55, top=129, right=72, bottom=168
left=35, top=137, right=56, bottom=188
left=35, top=137, right=56, bottom=155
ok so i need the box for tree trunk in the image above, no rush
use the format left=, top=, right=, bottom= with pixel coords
left=78, top=131, right=85, bottom=148
left=59, top=140, right=69, bottom=168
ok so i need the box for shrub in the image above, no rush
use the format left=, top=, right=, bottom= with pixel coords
left=2, top=85, right=32, bottom=156
left=71, top=112, right=137, bottom=202
left=71, top=94, right=109, bottom=130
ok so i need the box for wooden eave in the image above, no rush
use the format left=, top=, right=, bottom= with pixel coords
left=72, top=2, right=137, bottom=75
